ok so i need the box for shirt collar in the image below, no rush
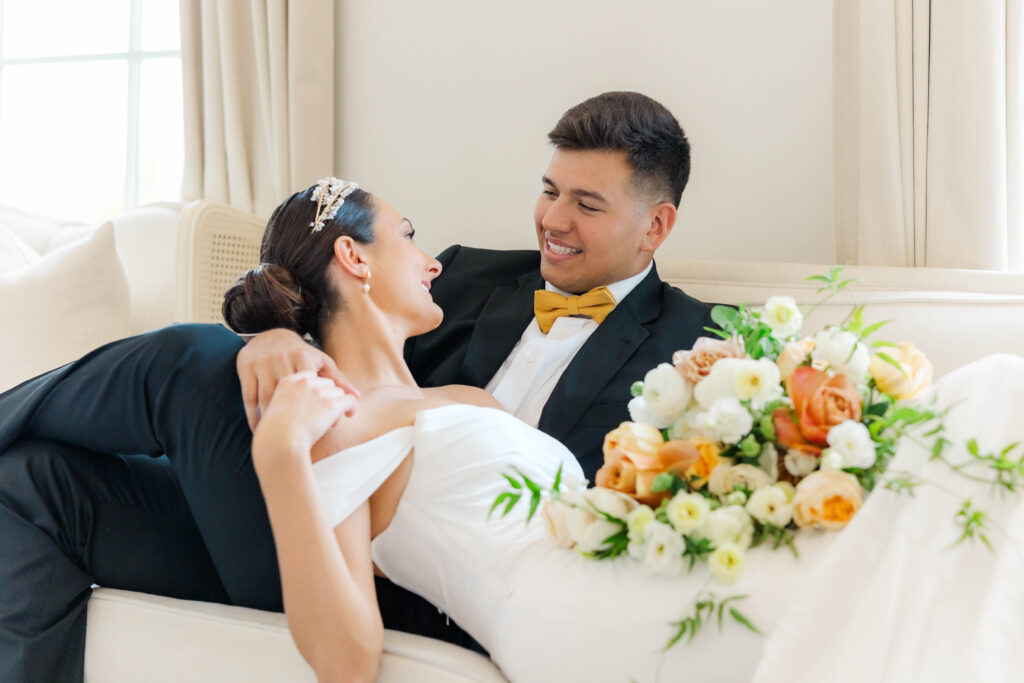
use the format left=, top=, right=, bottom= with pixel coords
left=544, top=260, right=653, bottom=304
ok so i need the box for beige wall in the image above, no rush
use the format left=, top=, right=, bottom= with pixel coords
left=334, top=0, right=833, bottom=264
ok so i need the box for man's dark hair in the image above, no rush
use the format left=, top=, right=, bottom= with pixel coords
left=548, top=91, right=690, bottom=207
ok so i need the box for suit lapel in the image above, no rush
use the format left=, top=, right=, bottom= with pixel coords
left=456, top=270, right=542, bottom=387
left=538, top=264, right=663, bottom=442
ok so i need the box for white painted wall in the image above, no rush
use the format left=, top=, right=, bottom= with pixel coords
left=334, top=0, right=833, bottom=265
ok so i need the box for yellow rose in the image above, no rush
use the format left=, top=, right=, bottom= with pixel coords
left=792, top=470, right=863, bottom=530
left=869, top=343, right=933, bottom=400
left=685, top=439, right=721, bottom=490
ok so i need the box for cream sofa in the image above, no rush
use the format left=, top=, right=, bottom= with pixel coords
left=2, top=200, right=1023, bottom=681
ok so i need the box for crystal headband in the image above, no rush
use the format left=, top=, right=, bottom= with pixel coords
left=310, top=177, right=359, bottom=233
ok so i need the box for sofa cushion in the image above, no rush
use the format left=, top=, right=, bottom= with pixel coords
left=0, top=221, right=40, bottom=273
left=0, top=222, right=130, bottom=392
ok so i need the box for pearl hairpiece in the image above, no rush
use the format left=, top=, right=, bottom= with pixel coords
left=310, top=177, right=359, bottom=233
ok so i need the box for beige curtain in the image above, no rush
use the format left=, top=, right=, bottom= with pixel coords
left=834, top=0, right=1023, bottom=271
left=180, top=0, right=335, bottom=218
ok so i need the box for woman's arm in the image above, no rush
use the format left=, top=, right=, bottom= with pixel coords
left=252, top=372, right=382, bottom=683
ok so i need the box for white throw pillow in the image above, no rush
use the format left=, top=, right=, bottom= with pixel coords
left=0, top=221, right=130, bottom=392
left=0, top=221, right=40, bottom=274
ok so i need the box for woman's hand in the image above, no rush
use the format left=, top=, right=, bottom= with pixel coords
left=237, top=328, right=360, bottom=431
left=252, top=371, right=358, bottom=470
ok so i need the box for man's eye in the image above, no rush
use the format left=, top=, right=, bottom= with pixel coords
left=579, top=203, right=598, bottom=213
left=542, top=189, right=557, bottom=198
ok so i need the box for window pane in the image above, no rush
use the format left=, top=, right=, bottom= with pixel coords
left=141, top=0, right=181, bottom=51
left=137, top=57, right=184, bottom=205
left=1, top=0, right=130, bottom=59
left=0, top=62, right=127, bottom=222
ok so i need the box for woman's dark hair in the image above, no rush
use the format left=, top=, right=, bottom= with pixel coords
left=548, top=91, right=691, bottom=207
left=222, top=184, right=376, bottom=345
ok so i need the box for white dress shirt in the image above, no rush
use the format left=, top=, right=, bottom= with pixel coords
left=484, top=261, right=653, bottom=427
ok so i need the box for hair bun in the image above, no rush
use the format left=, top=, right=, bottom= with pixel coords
left=222, top=263, right=316, bottom=336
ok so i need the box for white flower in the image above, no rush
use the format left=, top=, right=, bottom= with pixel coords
left=668, top=408, right=713, bottom=441
left=665, top=492, right=711, bottom=534
left=724, top=490, right=748, bottom=506
left=541, top=500, right=574, bottom=548
left=640, top=363, right=693, bottom=425
left=643, top=521, right=684, bottom=577
left=708, top=543, right=745, bottom=583
left=763, top=296, right=803, bottom=339
left=818, top=450, right=844, bottom=471
left=581, top=487, right=636, bottom=521
left=693, top=359, right=740, bottom=407
left=627, top=395, right=663, bottom=428
left=627, top=505, right=656, bottom=543
left=696, top=505, right=754, bottom=550
left=574, top=518, right=623, bottom=554
left=704, top=396, right=755, bottom=445
left=694, top=358, right=783, bottom=411
left=784, top=448, right=819, bottom=477
left=826, top=420, right=877, bottom=469
left=812, top=327, right=870, bottom=380
left=745, top=485, right=794, bottom=527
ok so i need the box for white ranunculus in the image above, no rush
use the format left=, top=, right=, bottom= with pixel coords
left=693, top=358, right=741, bottom=408
left=704, top=396, right=755, bottom=445
left=732, top=358, right=784, bottom=410
left=642, top=521, right=685, bottom=577
left=627, top=395, right=665, bottom=428
left=813, top=327, right=870, bottom=380
left=763, top=296, right=803, bottom=339
left=818, top=450, right=844, bottom=471
left=668, top=408, right=713, bottom=441
left=784, top=448, right=819, bottom=477
left=627, top=539, right=647, bottom=561
left=745, top=485, right=794, bottom=527
left=708, top=543, right=745, bottom=583
left=696, top=505, right=754, bottom=550
left=627, top=504, right=656, bottom=543
left=826, top=420, right=877, bottom=469
left=641, top=363, right=693, bottom=425
left=665, top=492, right=711, bottom=535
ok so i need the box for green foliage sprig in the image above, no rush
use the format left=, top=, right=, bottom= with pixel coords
left=664, top=592, right=760, bottom=650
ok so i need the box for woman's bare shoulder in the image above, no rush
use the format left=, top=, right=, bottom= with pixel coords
left=426, top=384, right=504, bottom=410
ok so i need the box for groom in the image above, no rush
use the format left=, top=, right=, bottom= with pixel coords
left=0, top=91, right=711, bottom=681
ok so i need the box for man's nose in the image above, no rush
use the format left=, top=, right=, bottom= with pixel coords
left=542, top=197, right=571, bottom=234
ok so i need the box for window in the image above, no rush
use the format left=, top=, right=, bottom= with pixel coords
left=0, top=0, right=183, bottom=223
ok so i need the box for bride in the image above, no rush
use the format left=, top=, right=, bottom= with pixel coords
left=224, top=179, right=1024, bottom=682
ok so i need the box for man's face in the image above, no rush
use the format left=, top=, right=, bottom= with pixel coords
left=534, top=149, right=660, bottom=294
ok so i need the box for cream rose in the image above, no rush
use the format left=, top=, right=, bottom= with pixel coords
left=792, top=470, right=863, bottom=530
left=777, top=337, right=816, bottom=382
left=672, top=336, right=748, bottom=385
left=869, top=342, right=933, bottom=400
left=640, top=363, right=693, bottom=426
left=784, top=448, right=819, bottom=477
left=708, top=464, right=772, bottom=497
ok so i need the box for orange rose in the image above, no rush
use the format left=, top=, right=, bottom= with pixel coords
left=672, top=336, right=748, bottom=385
left=787, top=366, right=862, bottom=446
left=792, top=470, right=863, bottom=530
left=772, top=408, right=822, bottom=457
left=596, top=422, right=700, bottom=505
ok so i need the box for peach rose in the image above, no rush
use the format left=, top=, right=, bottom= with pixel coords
left=869, top=343, right=933, bottom=400
left=792, top=469, right=863, bottom=529
left=597, top=422, right=701, bottom=505
left=542, top=500, right=574, bottom=548
left=787, top=366, right=862, bottom=447
left=772, top=408, right=822, bottom=457
left=776, top=337, right=816, bottom=383
left=672, top=336, right=748, bottom=385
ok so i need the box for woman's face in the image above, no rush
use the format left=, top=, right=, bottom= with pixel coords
left=363, top=196, right=443, bottom=336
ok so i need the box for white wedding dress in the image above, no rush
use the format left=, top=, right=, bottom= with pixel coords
left=312, top=355, right=1024, bottom=683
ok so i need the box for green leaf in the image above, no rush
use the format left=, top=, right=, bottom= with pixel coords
left=847, top=306, right=864, bottom=334
left=871, top=340, right=899, bottom=349
left=501, top=473, right=522, bottom=490
left=875, top=352, right=908, bottom=378
left=703, top=325, right=731, bottom=340
left=526, top=489, right=542, bottom=522
left=552, top=463, right=563, bottom=495
left=860, top=319, right=891, bottom=339
left=804, top=275, right=831, bottom=284
left=729, top=607, right=762, bottom=634
left=651, top=472, right=675, bottom=493
left=488, top=492, right=520, bottom=519
left=711, top=305, right=741, bottom=332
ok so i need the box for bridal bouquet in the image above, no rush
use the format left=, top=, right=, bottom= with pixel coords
left=496, top=268, right=942, bottom=584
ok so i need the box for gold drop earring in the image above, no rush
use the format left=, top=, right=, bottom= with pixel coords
left=362, top=269, right=371, bottom=294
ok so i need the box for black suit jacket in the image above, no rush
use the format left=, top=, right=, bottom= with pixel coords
left=404, top=245, right=713, bottom=478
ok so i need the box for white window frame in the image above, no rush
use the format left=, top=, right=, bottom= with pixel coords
left=0, top=0, right=181, bottom=214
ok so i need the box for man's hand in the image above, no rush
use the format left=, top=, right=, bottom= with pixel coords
left=236, top=328, right=360, bottom=431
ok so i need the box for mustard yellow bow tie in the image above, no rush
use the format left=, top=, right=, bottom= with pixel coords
left=534, top=286, right=617, bottom=334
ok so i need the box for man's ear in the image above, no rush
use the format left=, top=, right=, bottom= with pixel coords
left=332, top=235, right=370, bottom=278
left=641, top=202, right=677, bottom=253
